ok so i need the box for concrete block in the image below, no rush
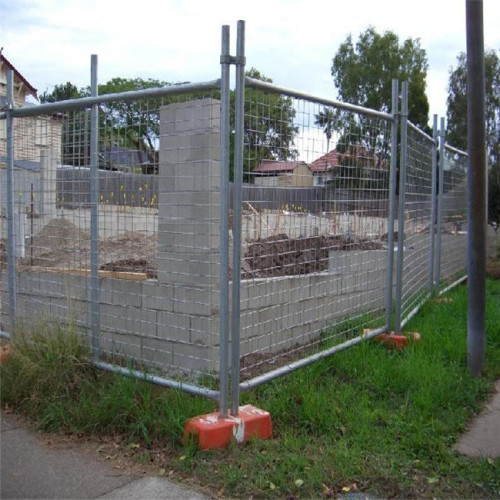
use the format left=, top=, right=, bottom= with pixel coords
left=240, top=310, right=259, bottom=340
left=18, top=272, right=63, bottom=298
left=100, top=304, right=130, bottom=335
left=173, top=285, right=218, bottom=316
left=240, top=333, right=271, bottom=358
left=190, top=315, right=219, bottom=346
left=100, top=331, right=142, bottom=363
left=141, top=282, right=174, bottom=312
left=63, top=274, right=91, bottom=301
left=157, top=310, right=191, bottom=342
left=289, top=276, right=311, bottom=303
left=127, top=306, right=158, bottom=338
left=100, top=278, right=142, bottom=308
left=158, top=254, right=219, bottom=287
left=172, top=341, right=215, bottom=375
left=141, top=337, right=175, bottom=368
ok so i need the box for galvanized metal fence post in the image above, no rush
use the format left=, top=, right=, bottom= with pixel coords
left=6, top=70, right=17, bottom=334
left=434, top=117, right=445, bottom=295
left=428, top=114, right=438, bottom=294
left=385, top=79, right=399, bottom=331
left=394, top=81, right=408, bottom=334
left=466, top=0, right=486, bottom=377
left=90, top=55, right=100, bottom=360
left=219, top=25, right=231, bottom=418
left=231, top=20, right=245, bottom=417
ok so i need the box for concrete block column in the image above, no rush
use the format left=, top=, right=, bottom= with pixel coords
left=39, top=148, right=57, bottom=217
left=157, top=98, right=221, bottom=287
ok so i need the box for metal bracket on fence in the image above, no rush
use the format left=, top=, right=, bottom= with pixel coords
left=220, top=55, right=246, bottom=66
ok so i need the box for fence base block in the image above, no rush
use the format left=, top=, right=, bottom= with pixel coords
left=184, top=404, right=272, bottom=450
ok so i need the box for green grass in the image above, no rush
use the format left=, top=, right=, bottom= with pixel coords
left=2, top=279, right=500, bottom=498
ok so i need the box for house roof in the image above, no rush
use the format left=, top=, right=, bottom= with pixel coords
left=101, top=146, right=151, bottom=167
left=0, top=52, right=38, bottom=100
left=309, top=150, right=342, bottom=173
left=253, top=161, right=308, bottom=174
left=309, top=146, right=387, bottom=173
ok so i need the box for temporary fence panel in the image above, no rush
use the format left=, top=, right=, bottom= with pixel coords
left=438, top=144, right=468, bottom=286
left=0, top=74, right=224, bottom=397
left=235, top=77, right=395, bottom=386
left=399, top=121, right=435, bottom=324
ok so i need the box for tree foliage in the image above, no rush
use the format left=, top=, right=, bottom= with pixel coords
left=40, top=82, right=81, bottom=103
left=446, top=50, right=500, bottom=222
left=40, top=70, right=298, bottom=178
left=241, top=68, right=298, bottom=180
left=331, top=27, right=430, bottom=130
left=314, top=108, right=340, bottom=153
left=40, top=82, right=90, bottom=165
left=97, top=78, right=174, bottom=173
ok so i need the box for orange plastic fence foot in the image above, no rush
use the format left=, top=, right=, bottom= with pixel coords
left=184, top=404, right=272, bottom=450
left=364, top=330, right=421, bottom=350
left=0, top=344, right=11, bottom=364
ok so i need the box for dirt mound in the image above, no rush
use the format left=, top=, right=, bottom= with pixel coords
left=35, top=218, right=90, bottom=244
left=21, top=218, right=91, bottom=267
left=243, top=234, right=383, bottom=279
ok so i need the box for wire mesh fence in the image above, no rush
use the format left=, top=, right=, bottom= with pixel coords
left=1, top=84, right=224, bottom=396
left=237, top=81, right=394, bottom=380
left=438, top=144, right=468, bottom=286
left=0, top=23, right=476, bottom=408
left=399, top=122, right=435, bottom=323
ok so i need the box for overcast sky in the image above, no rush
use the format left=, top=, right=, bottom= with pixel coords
left=1, top=0, right=499, bottom=125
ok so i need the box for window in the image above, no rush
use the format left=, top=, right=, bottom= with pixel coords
left=35, top=117, right=49, bottom=146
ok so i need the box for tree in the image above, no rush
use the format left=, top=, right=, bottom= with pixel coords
left=328, top=27, right=430, bottom=190
left=240, top=68, right=298, bottom=181
left=40, top=82, right=89, bottom=165
left=42, top=70, right=298, bottom=177
left=314, top=107, right=340, bottom=152
left=331, top=27, right=430, bottom=130
left=40, top=82, right=82, bottom=103
left=97, top=77, right=176, bottom=173
left=446, top=50, right=500, bottom=222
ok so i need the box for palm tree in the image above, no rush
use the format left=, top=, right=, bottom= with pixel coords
left=314, top=107, right=337, bottom=152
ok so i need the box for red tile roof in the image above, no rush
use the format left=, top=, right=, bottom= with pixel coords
left=1, top=53, right=38, bottom=100
left=309, top=150, right=342, bottom=172
left=309, top=146, right=387, bottom=172
left=253, top=161, right=309, bottom=173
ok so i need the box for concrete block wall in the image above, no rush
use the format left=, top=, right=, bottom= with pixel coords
left=5, top=270, right=220, bottom=375
left=239, top=249, right=389, bottom=358
left=2, top=247, right=391, bottom=377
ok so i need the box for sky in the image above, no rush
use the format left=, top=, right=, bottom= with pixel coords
left=1, top=0, right=499, bottom=127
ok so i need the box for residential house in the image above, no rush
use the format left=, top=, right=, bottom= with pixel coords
left=101, top=144, right=153, bottom=173
left=1, top=53, right=63, bottom=220
left=309, top=150, right=342, bottom=186
left=0, top=52, right=64, bottom=165
left=252, top=161, right=313, bottom=187
left=309, top=146, right=388, bottom=186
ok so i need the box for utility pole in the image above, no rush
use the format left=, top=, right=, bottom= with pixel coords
left=466, top=0, right=486, bottom=376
